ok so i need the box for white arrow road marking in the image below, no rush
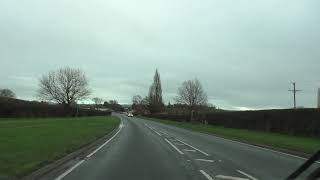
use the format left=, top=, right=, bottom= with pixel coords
left=216, top=175, right=249, bottom=180
left=184, top=149, right=197, bottom=152
left=237, top=170, right=258, bottom=180
left=200, top=170, right=215, bottom=180
left=195, top=159, right=214, bottom=163
left=160, top=131, right=169, bottom=135
left=165, top=138, right=184, bottom=155
left=175, top=138, right=210, bottom=156
left=153, top=129, right=162, bottom=137
left=175, top=143, right=185, bottom=146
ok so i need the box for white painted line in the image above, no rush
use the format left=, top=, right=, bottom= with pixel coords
left=175, top=143, right=185, bottom=146
left=200, top=170, right=214, bottom=180
left=195, top=159, right=214, bottom=163
left=153, top=129, right=162, bottom=137
left=165, top=138, right=184, bottom=155
left=86, top=123, right=123, bottom=158
left=160, top=131, right=169, bottom=135
left=176, top=138, right=210, bottom=156
left=144, top=123, right=153, bottom=130
left=54, top=160, right=85, bottom=180
left=216, top=175, right=249, bottom=180
left=144, top=124, right=162, bottom=137
left=184, top=149, right=197, bottom=152
left=237, top=170, right=258, bottom=180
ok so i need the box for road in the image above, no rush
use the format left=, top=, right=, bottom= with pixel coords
left=45, top=114, right=319, bottom=180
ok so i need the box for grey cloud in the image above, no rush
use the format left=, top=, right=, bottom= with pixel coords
left=1, top=0, right=320, bottom=109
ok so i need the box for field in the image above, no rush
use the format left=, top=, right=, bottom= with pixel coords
left=0, top=116, right=120, bottom=179
left=142, top=117, right=320, bottom=154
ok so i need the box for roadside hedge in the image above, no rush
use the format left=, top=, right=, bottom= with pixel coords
left=146, top=109, right=320, bottom=137
left=0, top=97, right=111, bottom=118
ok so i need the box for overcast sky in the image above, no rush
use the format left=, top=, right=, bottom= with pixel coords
left=1, top=0, right=320, bottom=110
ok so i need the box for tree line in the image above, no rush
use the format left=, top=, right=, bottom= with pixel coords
left=0, top=89, right=16, bottom=99
left=2, top=66, right=211, bottom=119
left=132, top=69, right=209, bottom=121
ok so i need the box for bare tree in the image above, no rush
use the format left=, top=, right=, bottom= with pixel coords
left=104, top=100, right=124, bottom=112
left=0, top=89, right=16, bottom=98
left=132, top=95, right=143, bottom=106
left=132, top=95, right=150, bottom=114
left=92, top=97, right=103, bottom=109
left=38, top=67, right=91, bottom=107
left=175, top=79, right=207, bottom=121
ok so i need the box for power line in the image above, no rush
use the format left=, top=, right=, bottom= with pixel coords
left=288, top=82, right=302, bottom=110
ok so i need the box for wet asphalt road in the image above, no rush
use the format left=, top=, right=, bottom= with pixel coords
left=44, top=114, right=319, bottom=180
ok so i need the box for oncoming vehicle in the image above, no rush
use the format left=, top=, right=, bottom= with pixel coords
left=127, top=113, right=134, bottom=117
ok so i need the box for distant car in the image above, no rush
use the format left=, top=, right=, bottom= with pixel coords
left=127, top=113, right=134, bottom=117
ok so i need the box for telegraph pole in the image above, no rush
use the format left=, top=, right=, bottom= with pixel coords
left=289, top=82, right=302, bottom=110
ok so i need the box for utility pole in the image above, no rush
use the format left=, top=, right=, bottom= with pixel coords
left=289, top=82, right=302, bottom=110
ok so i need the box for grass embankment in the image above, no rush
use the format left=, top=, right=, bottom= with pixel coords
left=0, top=116, right=120, bottom=179
left=142, top=117, right=320, bottom=155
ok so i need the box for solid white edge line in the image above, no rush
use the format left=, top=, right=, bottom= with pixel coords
left=216, top=175, right=248, bottom=180
left=87, top=122, right=123, bottom=158
left=195, top=159, right=214, bottom=163
left=200, top=170, right=214, bottom=180
left=54, top=160, right=85, bottom=180
left=55, top=120, right=124, bottom=180
left=176, top=138, right=210, bottom=156
left=164, top=138, right=184, bottom=155
left=237, top=170, right=258, bottom=180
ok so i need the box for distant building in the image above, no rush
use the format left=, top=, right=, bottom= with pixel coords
left=318, top=88, right=320, bottom=109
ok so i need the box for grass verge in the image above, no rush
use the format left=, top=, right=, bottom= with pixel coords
left=142, top=116, right=320, bottom=155
left=0, top=116, right=120, bottom=179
